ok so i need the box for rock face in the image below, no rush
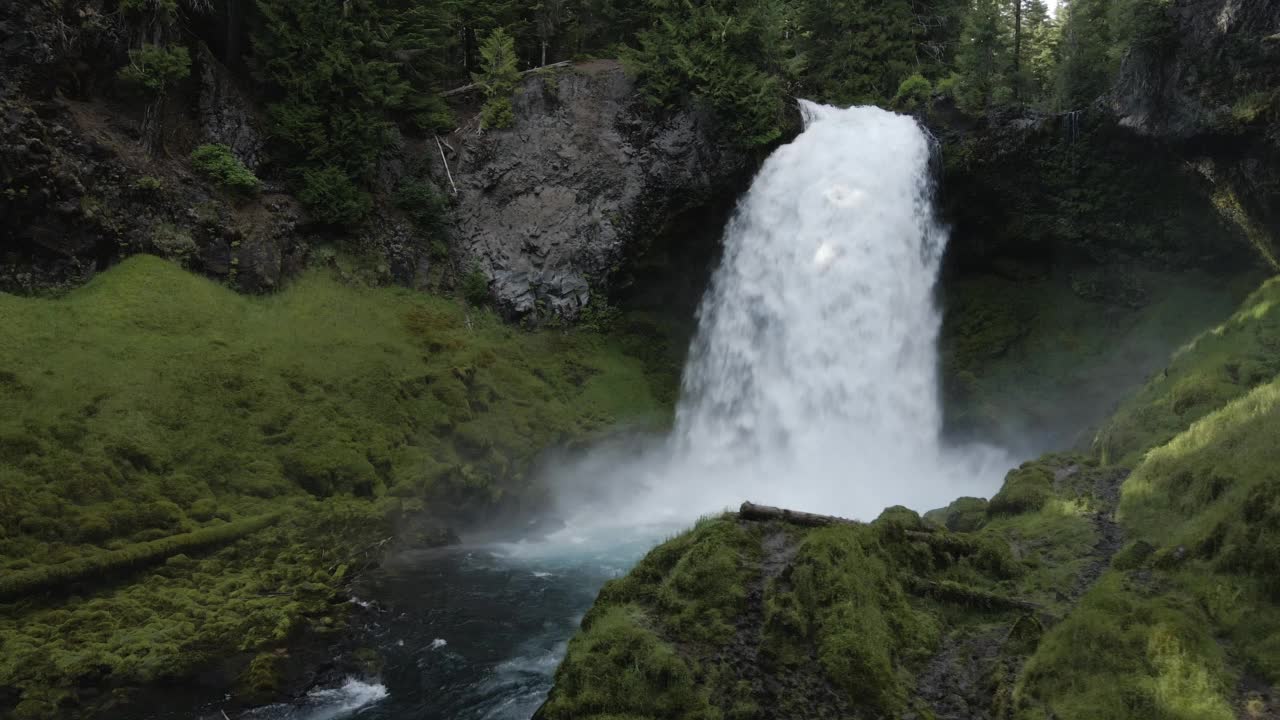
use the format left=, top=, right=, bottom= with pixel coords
left=1110, top=0, right=1280, bottom=251
left=438, top=61, right=755, bottom=318
left=196, top=44, right=265, bottom=171
left=2, top=26, right=755, bottom=311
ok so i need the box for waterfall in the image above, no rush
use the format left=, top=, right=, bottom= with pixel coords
left=557, top=102, right=1010, bottom=526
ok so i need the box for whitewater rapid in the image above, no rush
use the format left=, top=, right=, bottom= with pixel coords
left=554, top=102, right=1012, bottom=526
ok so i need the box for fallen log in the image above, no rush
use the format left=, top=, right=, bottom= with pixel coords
left=738, top=502, right=860, bottom=527
left=441, top=61, right=573, bottom=98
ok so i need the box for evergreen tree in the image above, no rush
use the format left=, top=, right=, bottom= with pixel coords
left=623, top=0, right=799, bottom=147
left=794, top=0, right=917, bottom=105
left=1054, top=0, right=1113, bottom=108
left=475, top=28, right=522, bottom=129
left=955, top=0, right=1010, bottom=111
left=1020, top=0, right=1058, bottom=103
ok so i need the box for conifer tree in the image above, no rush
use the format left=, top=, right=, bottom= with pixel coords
left=475, top=28, right=522, bottom=129
left=955, top=0, right=1010, bottom=111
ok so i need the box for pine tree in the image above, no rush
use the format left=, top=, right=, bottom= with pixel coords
left=475, top=28, right=521, bottom=129
left=955, top=0, right=1011, bottom=111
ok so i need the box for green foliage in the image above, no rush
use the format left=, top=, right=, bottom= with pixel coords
left=892, top=73, right=933, bottom=112
left=475, top=28, right=521, bottom=130
left=299, top=166, right=373, bottom=227
left=462, top=267, right=492, bottom=307
left=622, top=0, right=796, bottom=147
left=926, top=496, right=990, bottom=532
left=253, top=0, right=429, bottom=224
left=954, top=0, right=1010, bottom=111
left=765, top=525, right=940, bottom=713
left=792, top=0, right=918, bottom=105
left=1054, top=0, right=1116, bottom=107
left=117, top=44, right=191, bottom=96
left=0, top=256, right=672, bottom=713
left=393, top=177, right=448, bottom=235
left=131, top=176, right=164, bottom=193
left=190, top=144, right=261, bottom=195
left=119, top=0, right=179, bottom=16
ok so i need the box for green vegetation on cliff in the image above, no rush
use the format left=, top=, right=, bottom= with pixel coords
left=0, top=256, right=673, bottom=717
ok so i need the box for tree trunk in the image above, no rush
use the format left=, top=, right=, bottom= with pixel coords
left=1012, top=0, right=1024, bottom=98
left=738, top=502, right=860, bottom=527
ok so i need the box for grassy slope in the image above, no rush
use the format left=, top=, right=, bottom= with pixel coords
left=0, top=256, right=672, bottom=718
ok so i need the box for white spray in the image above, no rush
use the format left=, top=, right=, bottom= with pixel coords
left=550, top=102, right=1011, bottom=531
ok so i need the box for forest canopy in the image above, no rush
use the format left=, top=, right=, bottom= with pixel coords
left=118, top=0, right=1165, bottom=220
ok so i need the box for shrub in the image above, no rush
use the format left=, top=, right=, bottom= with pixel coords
left=299, top=166, right=373, bottom=227
left=392, top=178, right=447, bottom=234
left=131, top=176, right=164, bottom=193
left=118, top=44, right=191, bottom=96
left=190, top=144, right=261, bottom=195
left=462, top=267, right=491, bottom=307
left=892, top=73, right=933, bottom=112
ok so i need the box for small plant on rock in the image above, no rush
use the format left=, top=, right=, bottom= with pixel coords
left=191, top=144, right=261, bottom=195
left=118, top=43, right=191, bottom=96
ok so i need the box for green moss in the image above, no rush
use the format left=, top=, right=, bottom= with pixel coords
left=0, top=256, right=672, bottom=714
left=768, top=525, right=941, bottom=713
left=597, top=517, right=758, bottom=647
left=1015, top=573, right=1235, bottom=720
left=988, top=463, right=1055, bottom=516
left=926, top=496, right=989, bottom=532
left=539, top=605, right=717, bottom=720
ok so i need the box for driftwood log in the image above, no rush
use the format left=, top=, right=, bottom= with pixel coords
left=738, top=502, right=860, bottom=527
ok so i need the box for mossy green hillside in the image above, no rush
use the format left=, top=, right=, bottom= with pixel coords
left=542, top=483, right=1112, bottom=719
left=0, top=256, right=672, bottom=717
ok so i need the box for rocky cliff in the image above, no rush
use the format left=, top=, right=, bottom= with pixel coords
left=434, top=61, right=755, bottom=318
left=0, top=0, right=755, bottom=316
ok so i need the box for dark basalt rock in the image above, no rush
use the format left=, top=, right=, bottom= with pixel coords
left=434, top=61, right=760, bottom=319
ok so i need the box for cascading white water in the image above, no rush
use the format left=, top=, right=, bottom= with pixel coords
left=675, top=102, right=947, bottom=462
left=552, top=102, right=1011, bottom=527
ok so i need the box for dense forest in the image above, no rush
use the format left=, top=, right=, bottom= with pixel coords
left=99, top=0, right=1180, bottom=227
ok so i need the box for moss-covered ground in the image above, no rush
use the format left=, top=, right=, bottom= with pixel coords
left=546, top=270, right=1280, bottom=719
left=0, top=256, right=674, bottom=718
